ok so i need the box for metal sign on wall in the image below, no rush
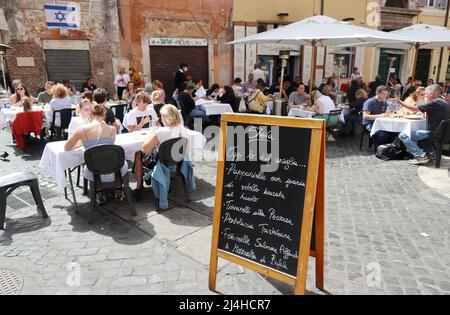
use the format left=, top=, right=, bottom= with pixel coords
left=149, top=37, right=208, bottom=47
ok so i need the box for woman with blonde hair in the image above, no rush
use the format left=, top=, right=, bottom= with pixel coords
left=152, top=80, right=166, bottom=103
left=141, top=104, right=189, bottom=163
left=151, top=90, right=165, bottom=124
left=50, top=83, right=72, bottom=127
left=131, top=105, right=189, bottom=196
left=68, top=99, right=93, bottom=135
left=399, top=87, right=426, bottom=116
left=64, top=103, right=129, bottom=204
left=140, top=104, right=194, bottom=207
left=114, top=66, right=130, bottom=100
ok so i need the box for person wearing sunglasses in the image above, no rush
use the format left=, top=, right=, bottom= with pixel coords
left=10, top=83, right=37, bottom=106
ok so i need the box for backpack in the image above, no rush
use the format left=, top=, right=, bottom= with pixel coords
left=375, top=137, right=409, bottom=161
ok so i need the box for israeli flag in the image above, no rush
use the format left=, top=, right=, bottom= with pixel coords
left=44, top=3, right=80, bottom=29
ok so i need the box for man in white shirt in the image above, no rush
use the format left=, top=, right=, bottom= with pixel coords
left=251, top=63, right=265, bottom=82
left=350, top=67, right=364, bottom=81
left=127, top=91, right=159, bottom=132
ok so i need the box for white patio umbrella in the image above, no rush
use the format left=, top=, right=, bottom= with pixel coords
left=229, top=15, right=406, bottom=90
left=335, top=24, right=450, bottom=81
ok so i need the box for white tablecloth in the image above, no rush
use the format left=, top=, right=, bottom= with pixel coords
left=71, top=95, right=82, bottom=105
left=370, top=117, right=427, bottom=138
left=0, top=105, right=76, bottom=129
left=0, top=107, right=50, bottom=129
left=0, top=98, right=9, bottom=109
left=39, top=129, right=207, bottom=190
left=288, top=105, right=348, bottom=122
left=198, top=101, right=233, bottom=116
left=288, top=108, right=316, bottom=118
left=266, top=101, right=274, bottom=115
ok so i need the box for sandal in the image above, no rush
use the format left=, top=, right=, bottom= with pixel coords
left=115, top=189, right=125, bottom=202
left=95, top=192, right=107, bottom=206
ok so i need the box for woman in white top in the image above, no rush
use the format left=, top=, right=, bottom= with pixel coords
left=126, top=91, right=159, bottom=132
left=314, top=94, right=336, bottom=119
left=68, top=99, right=93, bottom=135
left=142, top=104, right=190, bottom=155
left=114, top=67, right=130, bottom=100
left=10, top=84, right=37, bottom=106
left=122, top=81, right=135, bottom=103
left=134, top=104, right=189, bottom=194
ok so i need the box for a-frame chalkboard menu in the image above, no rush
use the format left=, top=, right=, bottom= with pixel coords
left=209, top=114, right=325, bottom=295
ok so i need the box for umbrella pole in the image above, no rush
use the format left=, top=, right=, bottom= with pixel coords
left=309, top=40, right=317, bottom=93
left=411, top=43, right=420, bottom=83
left=279, top=67, right=284, bottom=98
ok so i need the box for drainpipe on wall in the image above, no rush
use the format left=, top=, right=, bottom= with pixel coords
left=321, top=0, right=325, bottom=15
left=436, top=0, right=450, bottom=82
left=117, top=0, right=125, bottom=38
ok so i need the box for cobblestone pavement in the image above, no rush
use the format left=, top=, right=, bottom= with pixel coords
left=0, top=129, right=449, bottom=295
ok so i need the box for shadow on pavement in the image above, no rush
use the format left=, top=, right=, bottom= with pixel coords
left=0, top=214, right=51, bottom=246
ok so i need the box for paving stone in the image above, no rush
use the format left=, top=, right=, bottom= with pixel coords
left=175, top=226, right=227, bottom=268
left=136, top=207, right=211, bottom=242
left=1, top=130, right=449, bottom=295
left=110, top=276, right=147, bottom=289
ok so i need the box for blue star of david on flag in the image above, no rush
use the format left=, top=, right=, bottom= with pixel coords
left=44, top=3, right=80, bottom=29
left=54, top=11, right=66, bottom=23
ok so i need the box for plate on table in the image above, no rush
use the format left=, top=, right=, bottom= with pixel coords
left=133, top=132, right=151, bottom=141
left=403, top=116, right=424, bottom=121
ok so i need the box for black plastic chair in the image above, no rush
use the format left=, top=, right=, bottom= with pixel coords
left=84, top=145, right=136, bottom=224
left=359, top=112, right=375, bottom=152
left=0, top=172, right=48, bottom=230
left=430, top=119, right=450, bottom=169
left=178, top=101, right=195, bottom=129
left=154, top=137, right=190, bottom=209
left=51, top=108, right=73, bottom=140
left=113, top=103, right=128, bottom=123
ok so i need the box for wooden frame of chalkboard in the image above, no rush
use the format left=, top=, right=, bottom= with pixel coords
left=209, top=113, right=325, bottom=295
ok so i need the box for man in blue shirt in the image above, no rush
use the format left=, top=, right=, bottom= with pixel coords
left=362, top=85, right=395, bottom=145
left=177, top=83, right=209, bottom=126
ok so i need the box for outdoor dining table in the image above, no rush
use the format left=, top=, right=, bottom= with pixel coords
left=0, top=104, right=77, bottom=129
left=288, top=104, right=349, bottom=122
left=106, top=100, right=128, bottom=108
left=370, top=116, right=428, bottom=138
left=0, top=98, right=9, bottom=109
left=288, top=108, right=316, bottom=118
left=39, top=129, right=207, bottom=191
left=195, top=99, right=233, bottom=116
left=70, top=95, right=82, bottom=105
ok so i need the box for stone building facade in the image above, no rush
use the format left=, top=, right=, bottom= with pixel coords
left=0, top=0, right=120, bottom=94
left=1, top=0, right=448, bottom=96
left=232, top=0, right=450, bottom=87
left=117, top=0, right=234, bottom=93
